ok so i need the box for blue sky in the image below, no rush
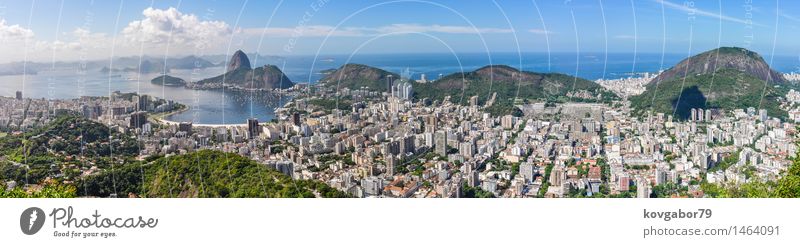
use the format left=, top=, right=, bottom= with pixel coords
left=0, top=0, right=799, bottom=62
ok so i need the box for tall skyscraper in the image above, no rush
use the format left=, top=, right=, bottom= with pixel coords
left=459, top=141, right=475, bottom=159
left=697, top=109, right=704, bottom=122
left=519, top=163, right=535, bottom=183
left=391, top=81, right=414, bottom=100
left=386, top=154, right=397, bottom=177
left=247, top=118, right=260, bottom=139
left=402, top=82, right=413, bottom=100
left=468, top=170, right=479, bottom=187
left=637, top=178, right=650, bottom=198
left=138, top=94, right=150, bottom=111
left=292, top=112, right=301, bottom=126
left=129, top=111, right=148, bottom=129
left=435, top=130, right=448, bottom=156
left=654, top=168, right=667, bottom=186
left=386, top=75, right=394, bottom=95
left=549, top=167, right=565, bottom=187
left=759, top=109, right=768, bottom=122
left=400, top=135, right=416, bottom=155
left=15, top=91, right=22, bottom=100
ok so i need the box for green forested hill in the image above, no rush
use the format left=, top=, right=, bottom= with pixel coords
left=151, top=74, right=187, bottom=86
left=0, top=115, right=346, bottom=198
left=76, top=150, right=348, bottom=198
left=0, top=115, right=139, bottom=188
left=0, top=115, right=138, bottom=163
left=649, top=47, right=787, bottom=86
left=320, top=63, right=400, bottom=92
left=630, top=68, right=787, bottom=120
left=631, top=47, right=789, bottom=120
left=414, top=65, right=617, bottom=116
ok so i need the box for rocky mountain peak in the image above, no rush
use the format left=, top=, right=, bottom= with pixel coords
left=649, top=47, right=786, bottom=85
left=227, top=50, right=252, bottom=72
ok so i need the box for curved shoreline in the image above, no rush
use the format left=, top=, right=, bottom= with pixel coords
left=151, top=107, right=247, bottom=128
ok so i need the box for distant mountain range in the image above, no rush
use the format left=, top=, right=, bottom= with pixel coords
left=0, top=55, right=219, bottom=76
left=0, top=52, right=282, bottom=76
left=630, top=47, right=790, bottom=120
left=100, top=56, right=217, bottom=74
left=0, top=62, right=38, bottom=76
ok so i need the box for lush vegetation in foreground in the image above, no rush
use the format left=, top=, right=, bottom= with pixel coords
left=0, top=114, right=347, bottom=198
left=2, top=150, right=348, bottom=198
left=0, top=180, right=76, bottom=198
left=700, top=155, right=800, bottom=198
left=0, top=114, right=139, bottom=162
left=75, top=150, right=348, bottom=198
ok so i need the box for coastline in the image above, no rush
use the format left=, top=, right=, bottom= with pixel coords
left=149, top=106, right=247, bottom=128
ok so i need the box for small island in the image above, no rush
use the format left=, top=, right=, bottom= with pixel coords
left=151, top=74, right=187, bottom=87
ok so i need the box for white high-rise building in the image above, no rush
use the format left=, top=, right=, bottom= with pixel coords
left=519, top=163, right=535, bottom=183
left=697, top=109, right=704, bottom=122
left=391, top=81, right=414, bottom=101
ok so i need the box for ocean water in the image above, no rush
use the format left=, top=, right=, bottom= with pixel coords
left=269, top=52, right=800, bottom=82
left=1, top=52, right=798, bottom=124
left=0, top=68, right=289, bottom=125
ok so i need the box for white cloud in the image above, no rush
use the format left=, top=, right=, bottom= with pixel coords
left=0, top=8, right=518, bottom=62
left=122, top=7, right=235, bottom=49
left=244, top=24, right=513, bottom=38
left=31, top=28, right=110, bottom=52
left=0, top=19, right=35, bottom=41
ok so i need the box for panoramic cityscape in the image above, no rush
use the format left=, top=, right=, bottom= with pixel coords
left=2, top=0, right=800, bottom=198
